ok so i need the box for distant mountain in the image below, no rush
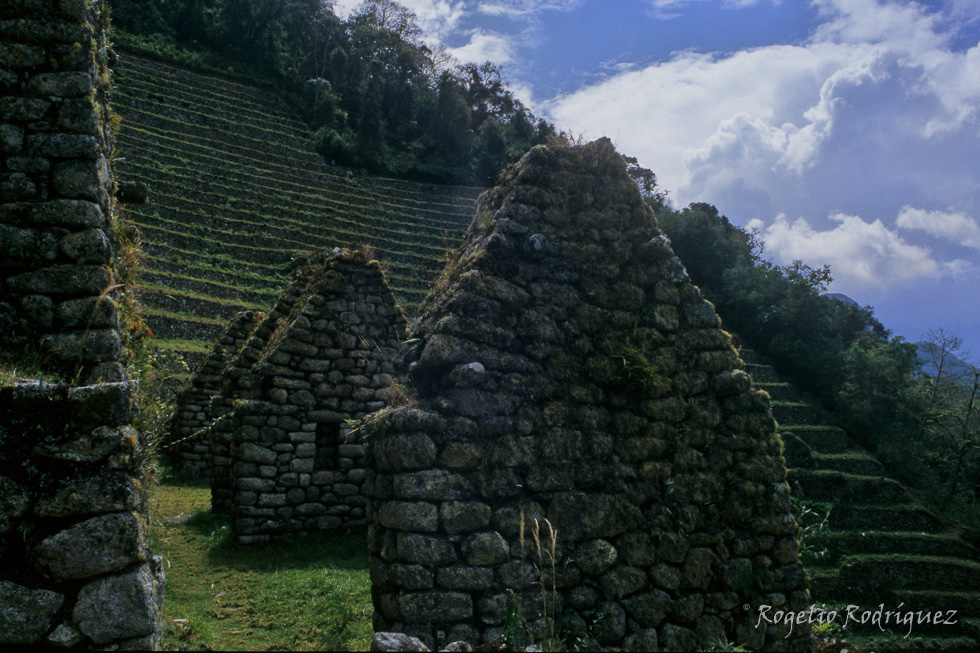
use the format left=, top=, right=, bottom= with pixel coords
left=916, top=341, right=978, bottom=383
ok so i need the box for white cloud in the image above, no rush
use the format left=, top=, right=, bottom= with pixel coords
left=897, top=206, right=980, bottom=249
left=755, top=212, right=962, bottom=288
left=545, top=0, right=980, bottom=214
left=547, top=41, right=860, bottom=200
left=447, top=30, right=516, bottom=63
left=645, top=0, right=774, bottom=19
left=478, top=0, right=582, bottom=19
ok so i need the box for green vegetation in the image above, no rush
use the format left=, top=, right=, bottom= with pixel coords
left=150, top=464, right=372, bottom=650
left=110, top=0, right=559, bottom=185
left=655, top=202, right=980, bottom=530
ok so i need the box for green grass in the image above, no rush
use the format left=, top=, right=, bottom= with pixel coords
left=150, top=462, right=372, bottom=651
left=149, top=338, right=214, bottom=354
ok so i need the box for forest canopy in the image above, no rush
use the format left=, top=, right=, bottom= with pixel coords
left=110, top=0, right=557, bottom=184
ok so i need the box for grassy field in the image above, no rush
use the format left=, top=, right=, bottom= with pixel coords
left=149, top=462, right=373, bottom=651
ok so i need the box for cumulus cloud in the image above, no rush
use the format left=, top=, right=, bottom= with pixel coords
left=545, top=0, right=980, bottom=215
left=447, top=30, right=516, bottom=63
left=897, top=206, right=980, bottom=250
left=754, top=212, right=964, bottom=288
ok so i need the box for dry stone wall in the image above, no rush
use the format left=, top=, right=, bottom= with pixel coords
left=365, top=140, right=811, bottom=651
left=201, top=249, right=407, bottom=544
left=0, top=1, right=163, bottom=648
left=169, top=310, right=262, bottom=474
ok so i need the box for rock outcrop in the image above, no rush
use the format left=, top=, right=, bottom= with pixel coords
left=365, top=139, right=810, bottom=650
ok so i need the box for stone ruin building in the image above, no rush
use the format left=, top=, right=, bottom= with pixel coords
left=365, top=139, right=811, bottom=651
left=172, top=248, right=407, bottom=544
left=0, top=0, right=163, bottom=647
left=170, top=309, right=263, bottom=475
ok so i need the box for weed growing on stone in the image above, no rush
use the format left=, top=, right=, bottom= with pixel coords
left=792, top=498, right=833, bottom=565
left=504, top=513, right=567, bottom=651
left=704, top=637, right=749, bottom=652
left=610, top=345, right=661, bottom=395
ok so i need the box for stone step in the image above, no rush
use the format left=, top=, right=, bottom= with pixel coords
left=754, top=381, right=798, bottom=401
left=842, top=634, right=979, bottom=652
left=781, top=431, right=814, bottom=467
left=888, top=589, right=980, bottom=616
left=788, top=469, right=909, bottom=504
left=823, top=531, right=976, bottom=564
left=771, top=400, right=824, bottom=425
left=780, top=425, right=851, bottom=454
left=828, top=505, right=948, bottom=533
left=742, top=362, right=779, bottom=383
left=808, top=452, right=885, bottom=476
left=839, top=555, right=980, bottom=594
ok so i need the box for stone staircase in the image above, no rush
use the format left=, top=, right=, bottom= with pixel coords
left=740, top=348, right=980, bottom=651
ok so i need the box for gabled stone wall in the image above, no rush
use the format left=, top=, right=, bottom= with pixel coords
left=0, top=1, right=162, bottom=647
left=169, top=310, right=262, bottom=474
left=202, top=249, right=407, bottom=543
left=365, top=140, right=810, bottom=651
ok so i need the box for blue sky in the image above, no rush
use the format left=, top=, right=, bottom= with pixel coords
left=338, top=0, right=980, bottom=357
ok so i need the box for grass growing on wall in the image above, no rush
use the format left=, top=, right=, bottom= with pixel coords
left=150, top=462, right=373, bottom=651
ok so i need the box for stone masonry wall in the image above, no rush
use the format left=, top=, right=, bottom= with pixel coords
left=0, top=1, right=163, bottom=648
left=365, top=140, right=811, bottom=651
left=169, top=309, right=262, bottom=474
left=209, top=249, right=407, bottom=544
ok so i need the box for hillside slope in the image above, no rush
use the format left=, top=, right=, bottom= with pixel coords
left=742, top=348, right=980, bottom=651
left=111, top=52, right=481, bottom=370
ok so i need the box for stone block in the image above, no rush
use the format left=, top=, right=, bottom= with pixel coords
left=21, top=294, right=54, bottom=328
left=28, top=71, right=93, bottom=97
left=53, top=160, right=103, bottom=202
left=240, top=442, right=277, bottom=465
left=7, top=263, right=110, bottom=295
left=55, top=295, right=116, bottom=328
left=378, top=501, right=438, bottom=532
left=390, top=564, right=434, bottom=591
left=73, top=565, right=158, bottom=644
left=0, top=123, right=24, bottom=153
left=0, top=581, right=64, bottom=645
left=26, top=133, right=99, bottom=159
left=396, top=533, right=457, bottom=566
left=0, top=476, right=30, bottom=534
left=437, top=565, right=494, bottom=591
left=34, top=512, right=146, bottom=580
left=0, top=223, right=57, bottom=264
left=0, top=172, right=36, bottom=201
left=34, top=470, right=140, bottom=517
left=0, top=43, right=44, bottom=70
left=0, top=96, right=50, bottom=121
left=399, top=592, right=472, bottom=622
left=6, top=156, right=50, bottom=173
left=600, top=565, right=646, bottom=599
left=393, top=470, right=467, bottom=500
left=56, top=97, right=100, bottom=134
left=66, top=382, right=133, bottom=426
left=0, top=199, right=104, bottom=229
left=440, top=501, right=491, bottom=534
left=461, top=531, right=509, bottom=565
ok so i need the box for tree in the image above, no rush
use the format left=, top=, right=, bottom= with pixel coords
left=912, top=330, right=980, bottom=501
left=352, top=0, right=422, bottom=44
left=624, top=155, right=668, bottom=205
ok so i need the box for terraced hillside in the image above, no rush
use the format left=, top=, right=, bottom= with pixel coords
left=110, top=53, right=481, bottom=371
left=742, top=348, right=980, bottom=651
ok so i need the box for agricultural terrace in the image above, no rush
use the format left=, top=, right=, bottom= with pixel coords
left=111, top=53, right=481, bottom=373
